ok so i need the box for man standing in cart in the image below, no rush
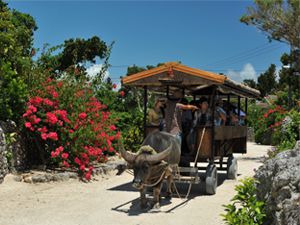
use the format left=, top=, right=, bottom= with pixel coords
left=165, top=90, right=198, bottom=144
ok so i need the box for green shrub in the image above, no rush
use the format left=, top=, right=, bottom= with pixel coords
left=111, top=111, right=143, bottom=152
left=222, top=177, right=266, bottom=225
left=0, top=62, right=28, bottom=123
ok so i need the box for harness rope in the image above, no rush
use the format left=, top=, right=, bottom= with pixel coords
left=143, top=169, right=168, bottom=187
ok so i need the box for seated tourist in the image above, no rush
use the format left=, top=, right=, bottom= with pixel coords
left=229, top=111, right=239, bottom=125
left=187, top=97, right=211, bottom=154
left=215, top=98, right=227, bottom=126
left=193, top=98, right=212, bottom=127
left=234, top=108, right=246, bottom=126
left=148, top=98, right=165, bottom=130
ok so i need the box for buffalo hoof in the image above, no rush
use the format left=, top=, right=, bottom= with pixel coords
left=148, top=202, right=161, bottom=212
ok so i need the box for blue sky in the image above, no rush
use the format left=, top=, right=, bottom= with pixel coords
left=9, top=1, right=289, bottom=83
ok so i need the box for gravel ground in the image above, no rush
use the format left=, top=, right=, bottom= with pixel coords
left=0, top=142, right=269, bottom=225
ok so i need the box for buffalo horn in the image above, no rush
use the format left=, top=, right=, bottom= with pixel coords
left=118, top=139, right=136, bottom=163
left=146, top=141, right=173, bottom=164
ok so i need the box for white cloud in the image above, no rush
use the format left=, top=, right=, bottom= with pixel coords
left=86, top=64, right=122, bottom=91
left=86, top=64, right=109, bottom=80
left=227, top=63, right=257, bottom=82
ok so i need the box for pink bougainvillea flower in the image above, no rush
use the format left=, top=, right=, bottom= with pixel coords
left=46, top=112, right=58, bottom=125
left=74, top=157, right=81, bottom=165
left=56, top=146, right=64, bottom=152
left=109, top=125, right=116, bottom=131
left=78, top=112, right=87, bottom=120
left=63, top=161, right=70, bottom=168
left=30, top=115, right=41, bottom=125
left=23, top=110, right=32, bottom=118
left=41, top=133, right=48, bottom=140
left=115, top=131, right=121, bottom=139
left=112, top=83, right=117, bottom=89
left=29, top=96, right=43, bottom=106
left=38, top=126, right=48, bottom=133
left=57, top=81, right=63, bottom=88
left=51, top=151, right=57, bottom=158
left=61, top=152, right=69, bottom=159
left=58, top=120, right=63, bottom=126
left=47, top=132, right=58, bottom=141
left=28, top=105, right=37, bottom=113
left=46, top=78, right=52, bottom=83
left=43, top=98, right=54, bottom=106
left=25, top=122, right=32, bottom=128
left=85, top=172, right=91, bottom=180
left=80, top=165, right=86, bottom=171
left=120, top=91, right=125, bottom=97
left=51, top=91, right=59, bottom=98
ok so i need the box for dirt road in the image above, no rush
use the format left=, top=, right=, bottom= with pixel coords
left=0, top=142, right=269, bottom=225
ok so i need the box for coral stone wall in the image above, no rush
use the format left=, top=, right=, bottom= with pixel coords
left=255, top=141, right=300, bottom=225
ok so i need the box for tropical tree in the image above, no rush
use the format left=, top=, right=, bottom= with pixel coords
left=257, top=64, right=277, bottom=97
left=241, top=0, right=300, bottom=48
left=0, top=0, right=37, bottom=122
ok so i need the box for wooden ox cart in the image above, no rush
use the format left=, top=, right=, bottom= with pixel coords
left=121, top=62, right=260, bottom=195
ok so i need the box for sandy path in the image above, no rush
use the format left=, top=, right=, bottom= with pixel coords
left=0, top=142, right=269, bottom=225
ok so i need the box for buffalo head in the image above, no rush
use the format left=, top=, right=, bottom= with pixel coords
left=119, top=141, right=172, bottom=189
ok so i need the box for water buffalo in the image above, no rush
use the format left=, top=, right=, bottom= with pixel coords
left=120, top=131, right=181, bottom=209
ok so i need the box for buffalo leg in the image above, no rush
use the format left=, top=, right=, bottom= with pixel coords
left=140, top=188, right=147, bottom=209
left=166, top=174, right=173, bottom=199
left=152, top=183, right=163, bottom=209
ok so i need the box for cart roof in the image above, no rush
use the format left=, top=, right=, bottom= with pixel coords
left=122, top=62, right=260, bottom=98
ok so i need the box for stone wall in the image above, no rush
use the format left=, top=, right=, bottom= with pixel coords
left=247, top=127, right=255, bottom=142
left=0, top=120, right=27, bottom=171
left=0, top=120, right=27, bottom=183
left=0, top=125, right=8, bottom=183
left=255, top=141, right=300, bottom=225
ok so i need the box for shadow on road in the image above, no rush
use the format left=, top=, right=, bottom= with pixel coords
left=109, top=171, right=230, bottom=215
left=238, top=156, right=265, bottom=163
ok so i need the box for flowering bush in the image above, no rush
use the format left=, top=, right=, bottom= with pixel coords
left=262, top=105, right=286, bottom=129
left=250, top=104, right=285, bottom=144
left=23, top=76, right=120, bottom=180
left=271, top=109, right=300, bottom=151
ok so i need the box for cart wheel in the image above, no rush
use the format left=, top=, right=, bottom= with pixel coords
left=227, top=156, right=238, bottom=179
left=205, top=164, right=218, bottom=195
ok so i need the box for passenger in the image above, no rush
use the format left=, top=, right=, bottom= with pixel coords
left=148, top=98, right=165, bottom=130
left=234, top=108, right=246, bottom=126
left=215, top=98, right=227, bottom=126
left=165, top=90, right=198, bottom=145
left=194, top=98, right=212, bottom=126
left=229, top=111, right=239, bottom=125
left=181, top=98, right=194, bottom=132
left=181, top=98, right=194, bottom=154
left=187, top=97, right=211, bottom=154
